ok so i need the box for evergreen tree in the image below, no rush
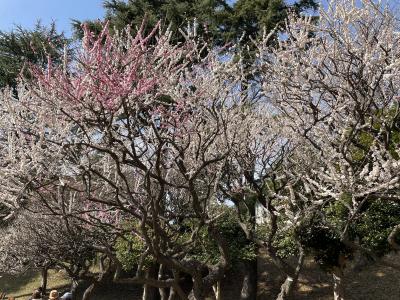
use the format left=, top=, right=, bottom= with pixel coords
left=73, top=0, right=318, bottom=45
left=0, top=22, right=69, bottom=90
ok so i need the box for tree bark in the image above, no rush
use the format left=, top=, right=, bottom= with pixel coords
left=143, top=264, right=161, bottom=300
left=99, top=255, right=106, bottom=273
left=168, top=288, right=178, bottom=300
left=158, top=264, right=169, bottom=300
left=388, top=224, right=400, bottom=250
left=70, top=280, right=79, bottom=300
left=212, top=281, right=221, bottom=300
left=276, top=248, right=305, bottom=300
left=240, top=260, right=257, bottom=300
left=276, top=276, right=294, bottom=300
left=189, top=278, right=206, bottom=300
left=82, top=265, right=114, bottom=300
left=41, top=266, right=48, bottom=296
left=159, top=289, right=169, bottom=300
left=82, top=282, right=95, bottom=300
left=332, top=267, right=345, bottom=300
left=113, top=262, right=122, bottom=281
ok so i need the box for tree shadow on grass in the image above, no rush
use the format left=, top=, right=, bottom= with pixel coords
left=0, top=270, right=70, bottom=299
left=0, top=270, right=41, bottom=297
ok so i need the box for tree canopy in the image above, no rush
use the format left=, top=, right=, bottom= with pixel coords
left=73, top=0, right=318, bottom=45
left=0, top=22, right=69, bottom=90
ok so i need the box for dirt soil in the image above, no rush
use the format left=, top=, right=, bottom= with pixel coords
left=257, top=251, right=400, bottom=300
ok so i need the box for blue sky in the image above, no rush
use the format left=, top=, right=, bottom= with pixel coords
left=0, top=0, right=104, bottom=37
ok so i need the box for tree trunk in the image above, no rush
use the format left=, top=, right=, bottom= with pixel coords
left=276, top=248, right=304, bottom=300
left=332, top=267, right=345, bottom=300
left=70, top=280, right=79, bottom=300
left=189, top=290, right=206, bottom=300
left=99, top=255, right=106, bottom=273
left=158, top=264, right=169, bottom=300
left=159, top=289, right=169, bottom=300
left=168, top=288, right=178, bottom=300
left=212, top=281, right=221, bottom=300
left=240, top=260, right=257, bottom=300
left=276, top=276, right=293, bottom=300
left=82, top=283, right=95, bottom=300
left=189, top=279, right=206, bottom=300
left=388, top=224, right=400, bottom=250
left=143, top=264, right=160, bottom=300
left=191, top=290, right=205, bottom=300
left=113, top=262, right=122, bottom=281
left=82, top=267, right=113, bottom=300
left=41, top=267, right=48, bottom=296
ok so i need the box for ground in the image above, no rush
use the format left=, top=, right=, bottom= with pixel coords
left=1, top=253, right=399, bottom=299
left=0, top=270, right=143, bottom=299
left=258, top=252, right=400, bottom=300
left=0, top=270, right=69, bottom=299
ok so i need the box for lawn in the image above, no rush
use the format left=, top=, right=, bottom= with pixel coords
left=0, top=270, right=142, bottom=300
left=0, top=270, right=70, bottom=299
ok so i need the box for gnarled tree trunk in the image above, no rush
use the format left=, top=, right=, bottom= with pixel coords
left=82, top=263, right=115, bottom=300
left=240, top=260, right=257, bottom=300
left=276, top=248, right=305, bottom=300
left=188, top=277, right=206, bottom=300
left=143, top=264, right=161, bottom=300
left=212, top=281, right=221, bottom=300
left=158, top=264, right=169, bottom=300
left=332, top=267, right=345, bottom=300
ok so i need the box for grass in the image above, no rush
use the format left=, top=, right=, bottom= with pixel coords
left=0, top=270, right=142, bottom=300
left=0, top=270, right=70, bottom=299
